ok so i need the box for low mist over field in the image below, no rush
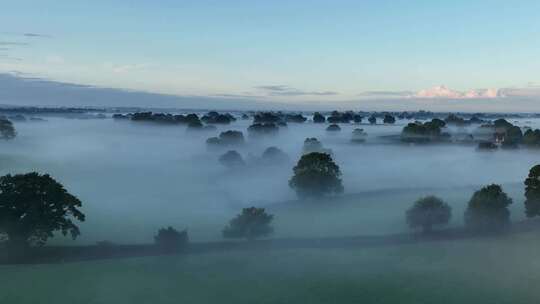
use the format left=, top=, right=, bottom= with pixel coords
left=3, top=1, right=540, bottom=303
left=1, top=111, right=538, bottom=243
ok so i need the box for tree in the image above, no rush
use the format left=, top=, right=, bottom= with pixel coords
left=222, top=207, right=273, bottom=240
left=406, top=196, right=451, bottom=233
left=383, top=114, right=396, bottom=124
left=289, top=152, right=343, bottom=198
left=0, top=118, right=16, bottom=140
left=351, top=128, right=367, bottom=143
left=219, top=130, right=245, bottom=145
left=368, top=115, right=377, bottom=124
left=261, top=146, right=289, bottom=164
left=523, top=129, right=540, bottom=146
left=313, top=112, right=326, bottom=123
left=219, top=150, right=245, bottom=168
left=326, top=124, right=341, bottom=132
left=0, top=172, right=85, bottom=248
left=464, top=184, right=512, bottom=232
left=247, top=123, right=279, bottom=137
left=524, top=165, right=540, bottom=217
left=154, top=227, right=189, bottom=252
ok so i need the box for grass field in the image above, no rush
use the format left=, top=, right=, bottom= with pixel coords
left=2, top=231, right=540, bottom=304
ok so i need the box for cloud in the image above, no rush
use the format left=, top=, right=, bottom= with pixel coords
left=0, top=32, right=51, bottom=38
left=22, top=33, right=51, bottom=38
left=0, top=55, right=22, bottom=61
left=499, top=87, right=540, bottom=98
left=101, top=63, right=153, bottom=73
left=0, top=41, right=29, bottom=46
left=358, top=90, right=414, bottom=98
left=255, top=85, right=338, bottom=96
left=414, top=85, right=500, bottom=99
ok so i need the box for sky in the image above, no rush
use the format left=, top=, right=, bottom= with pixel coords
left=1, top=0, right=540, bottom=110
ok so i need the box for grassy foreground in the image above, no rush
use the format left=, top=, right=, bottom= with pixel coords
left=2, top=232, right=540, bottom=304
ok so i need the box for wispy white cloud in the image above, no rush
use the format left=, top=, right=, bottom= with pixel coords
left=414, top=85, right=500, bottom=99
left=102, top=62, right=154, bottom=74
left=255, top=84, right=338, bottom=96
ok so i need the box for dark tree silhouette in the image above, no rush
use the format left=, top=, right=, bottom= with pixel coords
left=289, top=152, right=343, bottom=198
left=523, top=129, right=540, bottom=147
left=0, top=118, right=16, bottom=140
left=368, top=115, right=377, bottom=124
left=313, top=112, right=326, bottom=123
left=222, top=207, right=273, bottom=240
left=351, top=128, right=367, bottom=143
left=383, top=114, right=396, bottom=124
left=465, top=184, right=512, bottom=233
left=154, top=227, right=189, bottom=252
left=406, top=196, right=451, bottom=233
left=0, top=172, right=85, bottom=248
left=248, top=123, right=279, bottom=137
left=219, top=150, right=245, bottom=168
left=326, top=124, right=341, bottom=132
left=525, top=165, right=540, bottom=217
left=261, top=146, right=289, bottom=164
left=219, top=130, right=245, bottom=145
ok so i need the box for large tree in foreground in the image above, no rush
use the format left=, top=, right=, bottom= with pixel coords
left=0, top=172, right=85, bottom=247
left=222, top=207, right=273, bottom=240
left=524, top=165, right=540, bottom=218
left=406, top=196, right=451, bottom=233
left=465, top=184, right=512, bottom=233
left=289, top=152, right=343, bottom=198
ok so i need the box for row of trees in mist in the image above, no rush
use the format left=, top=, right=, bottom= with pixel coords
left=406, top=184, right=513, bottom=233
left=2, top=156, right=540, bottom=258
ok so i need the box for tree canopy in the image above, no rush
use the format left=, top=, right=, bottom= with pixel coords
left=154, top=227, right=189, bottom=252
left=524, top=165, right=540, bottom=218
left=406, top=196, right=451, bottom=233
left=0, top=172, right=85, bottom=247
left=383, top=114, right=396, bottom=124
left=289, top=152, right=343, bottom=198
left=219, top=150, right=245, bottom=168
left=222, top=207, right=273, bottom=240
left=313, top=112, right=326, bottom=123
left=464, top=184, right=512, bottom=233
left=0, top=118, right=16, bottom=140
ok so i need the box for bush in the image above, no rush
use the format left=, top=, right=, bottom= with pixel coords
left=222, top=207, right=274, bottom=240
left=154, top=227, right=189, bottom=252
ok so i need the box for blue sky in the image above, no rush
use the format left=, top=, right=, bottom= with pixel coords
left=1, top=0, right=540, bottom=108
